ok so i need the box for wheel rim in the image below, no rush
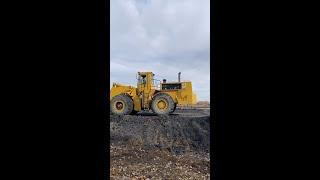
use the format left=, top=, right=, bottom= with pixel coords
left=157, top=99, right=167, bottom=110
left=114, top=101, right=125, bottom=112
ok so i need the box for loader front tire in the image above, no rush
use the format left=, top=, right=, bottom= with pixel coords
left=110, top=94, right=133, bottom=115
left=151, top=93, right=174, bottom=115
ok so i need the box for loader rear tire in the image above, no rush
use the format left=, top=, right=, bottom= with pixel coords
left=151, top=93, right=174, bottom=115
left=130, top=110, right=138, bottom=115
left=110, top=94, right=133, bottom=115
left=170, top=103, right=177, bottom=113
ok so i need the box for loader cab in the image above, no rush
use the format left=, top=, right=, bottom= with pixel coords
left=136, top=72, right=156, bottom=109
left=137, top=72, right=154, bottom=93
left=137, top=72, right=154, bottom=85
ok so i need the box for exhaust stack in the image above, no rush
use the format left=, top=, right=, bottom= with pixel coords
left=178, top=72, right=181, bottom=82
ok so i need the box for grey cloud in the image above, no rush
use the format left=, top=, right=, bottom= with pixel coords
left=111, top=0, right=210, bottom=101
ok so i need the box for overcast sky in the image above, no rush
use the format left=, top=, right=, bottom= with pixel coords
left=110, top=0, right=210, bottom=101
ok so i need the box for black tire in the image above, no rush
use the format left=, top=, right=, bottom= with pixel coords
left=170, top=103, right=177, bottom=113
left=110, top=94, right=133, bottom=115
left=130, top=110, right=138, bottom=115
left=151, top=93, right=174, bottom=115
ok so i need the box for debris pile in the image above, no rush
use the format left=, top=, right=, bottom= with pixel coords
left=108, top=109, right=211, bottom=179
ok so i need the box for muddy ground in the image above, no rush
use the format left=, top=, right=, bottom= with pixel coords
left=108, top=108, right=211, bottom=179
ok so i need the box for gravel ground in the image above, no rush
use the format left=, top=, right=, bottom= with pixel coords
left=108, top=108, right=211, bottom=179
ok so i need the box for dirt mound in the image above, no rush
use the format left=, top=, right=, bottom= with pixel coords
left=109, top=109, right=210, bottom=155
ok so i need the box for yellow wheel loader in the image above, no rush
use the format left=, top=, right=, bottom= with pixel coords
left=110, top=72, right=195, bottom=115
